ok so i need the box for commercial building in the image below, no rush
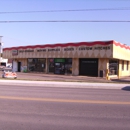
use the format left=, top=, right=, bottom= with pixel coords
left=3, top=40, right=130, bottom=78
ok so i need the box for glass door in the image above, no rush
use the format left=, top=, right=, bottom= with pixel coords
left=54, top=62, right=65, bottom=74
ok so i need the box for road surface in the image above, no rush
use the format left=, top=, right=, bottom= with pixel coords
left=0, top=81, right=130, bottom=130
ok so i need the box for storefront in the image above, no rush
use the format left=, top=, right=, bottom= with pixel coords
left=28, top=58, right=46, bottom=72
left=109, top=59, right=119, bottom=75
left=27, top=58, right=72, bottom=74
left=54, top=58, right=72, bottom=74
left=3, top=40, right=130, bottom=78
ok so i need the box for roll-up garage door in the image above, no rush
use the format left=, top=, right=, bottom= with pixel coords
left=79, top=58, right=98, bottom=77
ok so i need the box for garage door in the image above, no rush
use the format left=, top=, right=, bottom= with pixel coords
left=79, top=58, right=98, bottom=77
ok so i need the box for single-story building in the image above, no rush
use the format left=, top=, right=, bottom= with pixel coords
left=3, top=40, right=130, bottom=78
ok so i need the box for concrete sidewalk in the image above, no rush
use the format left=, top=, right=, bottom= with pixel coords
left=12, top=72, right=113, bottom=83
left=1, top=71, right=130, bottom=83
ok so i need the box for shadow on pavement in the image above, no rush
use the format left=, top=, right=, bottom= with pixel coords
left=122, top=86, right=130, bottom=91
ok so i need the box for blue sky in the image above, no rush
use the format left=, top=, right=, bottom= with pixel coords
left=0, top=0, right=130, bottom=48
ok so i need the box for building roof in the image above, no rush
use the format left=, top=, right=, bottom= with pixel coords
left=3, top=40, right=130, bottom=51
left=3, top=40, right=115, bottom=51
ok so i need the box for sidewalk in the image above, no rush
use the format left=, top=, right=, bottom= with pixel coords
left=1, top=71, right=130, bottom=83
left=16, top=72, right=110, bottom=82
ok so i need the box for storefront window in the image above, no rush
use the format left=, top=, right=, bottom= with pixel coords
left=52, top=58, right=72, bottom=74
left=127, top=61, right=129, bottom=70
left=42, top=58, right=73, bottom=74
left=54, top=58, right=65, bottom=74
left=55, top=62, right=65, bottom=74
left=109, top=60, right=118, bottom=75
left=49, top=58, right=54, bottom=73
left=28, top=58, right=46, bottom=72
left=122, top=60, right=124, bottom=71
left=65, top=58, right=72, bottom=74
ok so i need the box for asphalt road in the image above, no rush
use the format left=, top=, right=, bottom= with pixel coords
left=0, top=83, right=130, bottom=130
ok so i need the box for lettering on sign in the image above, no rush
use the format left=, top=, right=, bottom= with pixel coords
left=94, top=46, right=110, bottom=50
left=82, top=61, right=96, bottom=63
left=19, top=50, right=34, bottom=53
left=64, top=48, right=74, bottom=51
left=48, top=48, right=60, bottom=51
left=17, top=45, right=111, bottom=55
left=79, top=47, right=92, bottom=50
left=37, top=49, right=46, bottom=52
left=19, top=50, right=24, bottom=53
left=25, top=50, right=34, bottom=52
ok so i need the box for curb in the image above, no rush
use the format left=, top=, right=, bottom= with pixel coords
left=0, top=80, right=129, bottom=90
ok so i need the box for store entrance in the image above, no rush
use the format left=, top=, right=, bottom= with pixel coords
left=79, top=58, right=98, bottom=77
left=54, top=62, right=65, bottom=74
left=54, top=58, right=72, bottom=75
left=18, top=62, right=21, bottom=72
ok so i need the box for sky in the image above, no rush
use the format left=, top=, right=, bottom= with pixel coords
left=0, top=0, right=130, bottom=48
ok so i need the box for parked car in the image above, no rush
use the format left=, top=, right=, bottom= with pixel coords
left=2, top=69, right=17, bottom=79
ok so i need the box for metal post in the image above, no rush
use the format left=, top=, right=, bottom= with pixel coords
left=0, top=36, right=3, bottom=65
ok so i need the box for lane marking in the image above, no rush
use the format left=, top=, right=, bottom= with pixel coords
left=0, top=96, right=130, bottom=105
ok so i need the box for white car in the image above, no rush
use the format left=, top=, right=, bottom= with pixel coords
left=2, top=69, right=17, bottom=79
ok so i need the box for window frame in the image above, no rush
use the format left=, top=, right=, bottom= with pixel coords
left=127, top=61, right=129, bottom=71
left=122, top=60, right=124, bottom=71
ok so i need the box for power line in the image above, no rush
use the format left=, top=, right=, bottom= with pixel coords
left=0, top=7, right=130, bottom=14
left=0, top=20, right=130, bottom=23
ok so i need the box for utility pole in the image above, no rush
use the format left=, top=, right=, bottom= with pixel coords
left=0, top=36, right=3, bottom=65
